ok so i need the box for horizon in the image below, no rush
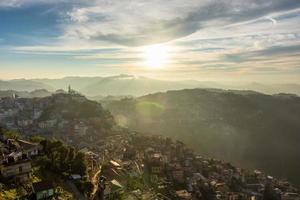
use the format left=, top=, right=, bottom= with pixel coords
left=0, top=0, right=300, bottom=82
left=1, top=74, right=300, bottom=85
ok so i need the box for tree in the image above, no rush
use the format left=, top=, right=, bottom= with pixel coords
left=29, top=135, right=44, bottom=143
left=3, top=130, right=20, bottom=139
left=72, top=152, right=87, bottom=176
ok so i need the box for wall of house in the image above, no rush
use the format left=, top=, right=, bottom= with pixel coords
left=2, top=161, right=31, bottom=177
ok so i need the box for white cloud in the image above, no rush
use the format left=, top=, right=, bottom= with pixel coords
left=266, top=16, right=277, bottom=25
left=59, top=0, right=300, bottom=46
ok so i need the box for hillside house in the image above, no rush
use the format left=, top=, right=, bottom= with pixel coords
left=32, top=181, right=55, bottom=200
left=0, top=154, right=31, bottom=182
left=18, top=139, right=42, bottom=157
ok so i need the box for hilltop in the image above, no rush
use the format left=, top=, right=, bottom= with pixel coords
left=0, top=91, right=115, bottom=147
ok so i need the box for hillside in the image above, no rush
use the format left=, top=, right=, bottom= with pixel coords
left=0, top=92, right=115, bottom=146
left=1, top=90, right=300, bottom=199
left=104, top=88, right=300, bottom=186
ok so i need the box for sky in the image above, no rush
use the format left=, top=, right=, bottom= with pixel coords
left=0, top=0, right=300, bottom=83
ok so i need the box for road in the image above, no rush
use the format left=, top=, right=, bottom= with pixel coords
left=65, top=180, right=87, bottom=200
left=90, top=165, right=102, bottom=200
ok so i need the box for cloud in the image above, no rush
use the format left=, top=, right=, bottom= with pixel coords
left=266, top=16, right=277, bottom=25
left=3, top=0, right=300, bottom=47
left=62, top=0, right=300, bottom=46
left=224, top=44, right=300, bottom=63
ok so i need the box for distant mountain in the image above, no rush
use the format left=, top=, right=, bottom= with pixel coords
left=0, top=89, right=52, bottom=98
left=230, top=82, right=300, bottom=96
left=32, top=76, right=103, bottom=91
left=80, top=74, right=203, bottom=97
left=0, top=79, right=53, bottom=91
left=104, top=88, right=300, bottom=186
left=1, top=75, right=300, bottom=96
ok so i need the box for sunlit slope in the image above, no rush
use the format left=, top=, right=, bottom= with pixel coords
left=104, top=88, right=300, bottom=186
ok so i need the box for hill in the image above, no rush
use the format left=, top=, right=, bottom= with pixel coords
left=0, top=92, right=115, bottom=146
left=104, top=88, right=300, bottom=186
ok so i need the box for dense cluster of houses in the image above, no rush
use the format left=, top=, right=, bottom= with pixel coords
left=90, top=133, right=300, bottom=200
left=0, top=91, right=96, bottom=138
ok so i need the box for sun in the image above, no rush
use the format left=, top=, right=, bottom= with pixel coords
left=143, top=44, right=169, bottom=68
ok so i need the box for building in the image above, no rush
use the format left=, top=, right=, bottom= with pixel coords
left=145, top=152, right=165, bottom=182
left=32, top=181, right=55, bottom=200
left=38, top=120, right=57, bottom=129
left=74, top=122, right=88, bottom=136
left=1, top=154, right=31, bottom=182
left=176, top=190, right=192, bottom=200
left=18, top=139, right=42, bottom=157
left=171, top=163, right=185, bottom=184
left=104, top=179, right=123, bottom=200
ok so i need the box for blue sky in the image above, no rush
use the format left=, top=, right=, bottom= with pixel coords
left=0, top=0, right=300, bottom=82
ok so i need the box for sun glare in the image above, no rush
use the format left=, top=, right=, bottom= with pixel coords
left=143, top=44, right=169, bottom=68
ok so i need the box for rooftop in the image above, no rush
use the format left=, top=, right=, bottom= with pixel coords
left=33, top=181, right=54, bottom=192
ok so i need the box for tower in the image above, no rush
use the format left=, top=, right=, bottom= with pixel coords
left=68, top=85, right=72, bottom=94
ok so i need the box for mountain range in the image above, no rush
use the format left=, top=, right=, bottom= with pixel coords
left=0, top=75, right=299, bottom=97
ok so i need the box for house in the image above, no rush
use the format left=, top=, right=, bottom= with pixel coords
left=18, top=139, right=42, bottom=157
left=33, top=110, right=42, bottom=120
left=74, top=122, right=88, bottom=136
left=69, top=174, right=82, bottom=180
left=110, top=160, right=121, bottom=168
left=170, top=163, right=185, bottom=184
left=84, top=151, right=99, bottom=171
left=175, top=190, right=192, bottom=200
left=17, top=119, right=33, bottom=127
left=32, top=181, right=55, bottom=200
left=104, top=179, right=123, bottom=199
left=122, top=146, right=136, bottom=160
left=145, top=152, right=164, bottom=183
left=228, top=192, right=241, bottom=200
left=1, top=154, right=31, bottom=182
left=147, top=153, right=164, bottom=174
left=282, top=193, right=300, bottom=200
left=38, top=119, right=57, bottom=129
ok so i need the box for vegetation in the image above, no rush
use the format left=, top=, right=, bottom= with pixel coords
left=2, top=130, right=20, bottom=139
left=36, top=139, right=87, bottom=177
left=41, top=96, right=107, bottom=118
